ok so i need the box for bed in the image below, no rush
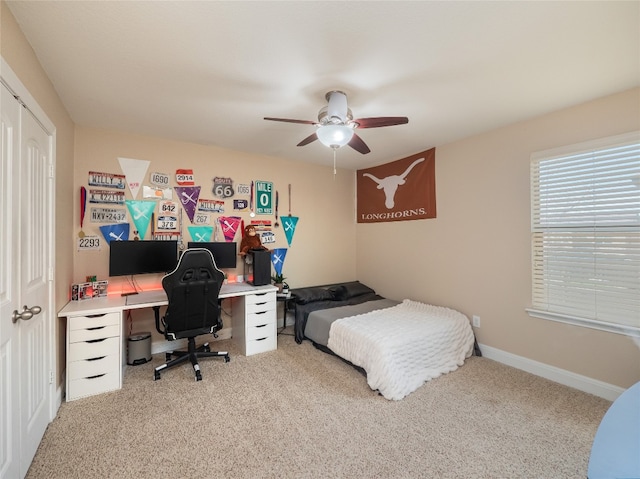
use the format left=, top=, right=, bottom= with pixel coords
left=290, top=281, right=478, bottom=400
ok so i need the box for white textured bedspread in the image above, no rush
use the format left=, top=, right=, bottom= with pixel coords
left=327, top=299, right=475, bottom=400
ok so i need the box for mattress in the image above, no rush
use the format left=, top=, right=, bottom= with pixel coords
left=304, top=298, right=400, bottom=346
left=327, top=299, right=476, bottom=400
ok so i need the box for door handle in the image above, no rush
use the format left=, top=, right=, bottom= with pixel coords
left=12, top=305, right=42, bottom=323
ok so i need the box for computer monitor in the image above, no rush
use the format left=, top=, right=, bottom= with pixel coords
left=109, top=240, right=178, bottom=277
left=187, top=241, right=237, bottom=269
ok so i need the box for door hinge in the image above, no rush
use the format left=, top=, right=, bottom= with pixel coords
left=49, top=370, right=54, bottom=384
left=49, top=163, right=55, bottom=178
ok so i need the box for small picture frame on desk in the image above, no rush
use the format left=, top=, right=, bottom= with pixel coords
left=93, top=280, right=108, bottom=298
left=71, top=282, right=93, bottom=301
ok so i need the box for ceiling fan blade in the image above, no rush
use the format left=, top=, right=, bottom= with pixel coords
left=326, top=91, right=349, bottom=122
left=264, top=117, right=317, bottom=125
left=348, top=133, right=371, bottom=154
left=353, top=117, right=409, bottom=129
left=297, top=132, right=318, bottom=147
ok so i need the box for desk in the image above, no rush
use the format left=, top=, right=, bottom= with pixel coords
left=58, top=283, right=277, bottom=401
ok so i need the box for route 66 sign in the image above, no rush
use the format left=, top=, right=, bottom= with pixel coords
left=213, top=177, right=234, bottom=198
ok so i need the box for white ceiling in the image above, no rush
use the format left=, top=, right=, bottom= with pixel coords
left=6, top=1, right=640, bottom=170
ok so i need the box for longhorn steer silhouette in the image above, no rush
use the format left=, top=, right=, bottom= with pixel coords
left=362, top=158, right=425, bottom=209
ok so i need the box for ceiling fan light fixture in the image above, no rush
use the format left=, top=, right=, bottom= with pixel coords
left=316, top=124, right=354, bottom=149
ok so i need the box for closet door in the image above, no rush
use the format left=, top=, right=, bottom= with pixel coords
left=1, top=78, right=21, bottom=479
left=1, top=77, right=54, bottom=478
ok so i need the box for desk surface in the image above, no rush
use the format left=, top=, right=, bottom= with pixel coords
left=58, top=283, right=277, bottom=317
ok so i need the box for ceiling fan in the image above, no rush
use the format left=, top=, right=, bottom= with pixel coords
left=264, top=91, right=408, bottom=154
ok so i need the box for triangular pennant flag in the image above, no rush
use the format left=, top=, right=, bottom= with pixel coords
left=125, top=200, right=156, bottom=239
left=118, top=157, right=150, bottom=200
left=188, top=226, right=213, bottom=243
left=175, top=186, right=201, bottom=223
left=271, top=248, right=287, bottom=276
left=219, top=216, right=242, bottom=242
left=99, top=223, right=130, bottom=244
left=281, top=216, right=299, bottom=247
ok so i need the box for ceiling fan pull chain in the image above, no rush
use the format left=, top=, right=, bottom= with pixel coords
left=333, top=148, right=337, bottom=176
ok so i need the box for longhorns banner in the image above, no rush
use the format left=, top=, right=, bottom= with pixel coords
left=357, top=148, right=436, bottom=223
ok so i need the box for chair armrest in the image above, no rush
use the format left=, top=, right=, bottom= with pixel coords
left=152, top=306, right=165, bottom=336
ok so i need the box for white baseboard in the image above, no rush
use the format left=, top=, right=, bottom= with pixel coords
left=478, top=343, right=624, bottom=401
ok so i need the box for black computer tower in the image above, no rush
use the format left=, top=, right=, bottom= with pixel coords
left=248, top=249, right=271, bottom=286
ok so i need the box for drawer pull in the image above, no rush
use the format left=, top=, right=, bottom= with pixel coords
left=86, top=338, right=107, bottom=344
left=86, top=356, right=106, bottom=362
left=254, top=292, right=268, bottom=297
left=255, top=324, right=268, bottom=328
left=86, top=314, right=108, bottom=318
left=254, top=311, right=267, bottom=315
left=255, top=337, right=268, bottom=342
left=86, top=373, right=106, bottom=380
left=87, top=326, right=106, bottom=331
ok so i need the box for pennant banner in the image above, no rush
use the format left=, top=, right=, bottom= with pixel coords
left=99, top=223, right=130, bottom=244
left=188, top=226, right=213, bottom=243
left=219, top=216, right=242, bottom=242
left=271, top=248, right=287, bottom=276
left=118, top=157, right=150, bottom=200
left=175, top=186, right=201, bottom=223
left=281, top=216, right=299, bottom=247
left=125, top=200, right=156, bottom=240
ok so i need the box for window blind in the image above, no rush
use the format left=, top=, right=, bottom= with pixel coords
left=530, top=132, right=640, bottom=335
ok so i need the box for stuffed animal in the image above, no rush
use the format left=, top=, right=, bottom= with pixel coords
left=239, top=224, right=268, bottom=256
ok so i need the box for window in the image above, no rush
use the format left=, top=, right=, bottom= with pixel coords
left=528, top=132, right=640, bottom=336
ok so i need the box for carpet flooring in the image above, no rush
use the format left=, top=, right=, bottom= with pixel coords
left=26, top=328, right=610, bottom=478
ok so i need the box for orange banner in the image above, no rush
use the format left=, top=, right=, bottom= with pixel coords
left=357, top=148, right=436, bottom=223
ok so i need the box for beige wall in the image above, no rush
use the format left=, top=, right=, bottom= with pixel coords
left=1, top=1, right=75, bottom=386
left=73, top=127, right=356, bottom=286
left=72, top=127, right=357, bottom=339
left=357, top=87, right=640, bottom=389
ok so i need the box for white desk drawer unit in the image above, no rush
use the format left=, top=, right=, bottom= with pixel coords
left=66, top=311, right=122, bottom=401
left=232, top=290, right=277, bottom=356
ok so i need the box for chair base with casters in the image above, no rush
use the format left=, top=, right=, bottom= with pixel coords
left=152, top=248, right=231, bottom=381
left=152, top=289, right=230, bottom=381
left=153, top=332, right=230, bottom=381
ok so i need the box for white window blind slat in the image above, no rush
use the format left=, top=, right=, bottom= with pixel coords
left=529, top=132, right=640, bottom=335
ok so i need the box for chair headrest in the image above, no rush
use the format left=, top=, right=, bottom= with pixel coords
left=163, top=248, right=224, bottom=290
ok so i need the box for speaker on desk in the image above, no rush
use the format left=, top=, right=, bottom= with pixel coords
left=248, top=249, right=271, bottom=286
